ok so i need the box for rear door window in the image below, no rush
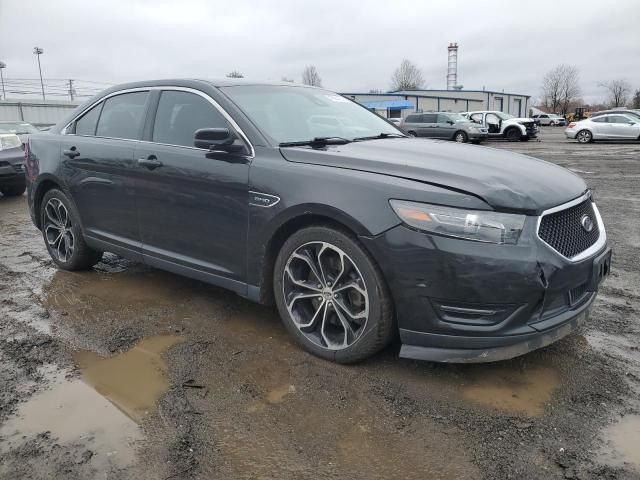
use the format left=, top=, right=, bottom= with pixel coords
left=96, top=91, right=149, bottom=140
left=152, top=90, right=230, bottom=148
left=422, top=113, right=437, bottom=123
left=405, top=114, right=420, bottom=123
left=74, top=103, right=103, bottom=136
left=437, top=114, right=452, bottom=124
left=591, top=117, right=606, bottom=123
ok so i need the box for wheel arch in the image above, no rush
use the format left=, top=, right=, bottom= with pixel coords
left=32, top=175, right=64, bottom=230
left=255, top=206, right=376, bottom=305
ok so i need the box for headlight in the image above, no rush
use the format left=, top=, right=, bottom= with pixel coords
left=389, top=200, right=526, bottom=245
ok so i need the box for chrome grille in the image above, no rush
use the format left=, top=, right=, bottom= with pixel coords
left=538, top=198, right=600, bottom=259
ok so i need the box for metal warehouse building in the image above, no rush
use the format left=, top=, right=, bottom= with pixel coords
left=342, top=89, right=531, bottom=120
left=0, top=99, right=79, bottom=127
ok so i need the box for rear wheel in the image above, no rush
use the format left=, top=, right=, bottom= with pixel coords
left=577, top=129, right=593, bottom=144
left=40, top=189, right=103, bottom=270
left=505, top=127, right=521, bottom=142
left=407, top=131, right=417, bottom=137
left=454, top=131, right=468, bottom=143
left=0, top=183, right=26, bottom=197
left=273, top=226, right=394, bottom=363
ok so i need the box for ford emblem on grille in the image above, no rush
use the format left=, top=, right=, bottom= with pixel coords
left=580, top=214, right=594, bottom=233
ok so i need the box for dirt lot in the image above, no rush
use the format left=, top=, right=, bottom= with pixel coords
left=1, top=127, right=639, bottom=479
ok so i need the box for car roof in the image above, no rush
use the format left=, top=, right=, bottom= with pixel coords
left=101, top=78, right=318, bottom=92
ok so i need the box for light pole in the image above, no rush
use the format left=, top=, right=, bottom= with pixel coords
left=33, top=47, right=45, bottom=101
left=0, top=62, right=6, bottom=100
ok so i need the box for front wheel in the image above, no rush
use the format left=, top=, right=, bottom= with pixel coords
left=273, top=226, right=394, bottom=363
left=40, top=189, right=103, bottom=270
left=505, top=128, right=521, bottom=142
left=454, top=131, right=468, bottom=143
left=577, top=130, right=593, bottom=144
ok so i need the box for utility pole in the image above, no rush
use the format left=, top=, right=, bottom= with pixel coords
left=0, top=62, right=6, bottom=100
left=33, top=47, right=45, bottom=101
left=68, top=79, right=75, bottom=101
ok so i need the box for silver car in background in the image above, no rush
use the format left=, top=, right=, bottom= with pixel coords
left=565, top=113, right=640, bottom=143
left=400, top=112, right=488, bottom=143
left=533, top=113, right=566, bottom=126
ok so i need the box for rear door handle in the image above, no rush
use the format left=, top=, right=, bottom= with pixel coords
left=137, top=156, right=163, bottom=170
left=63, top=147, right=80, bottom=159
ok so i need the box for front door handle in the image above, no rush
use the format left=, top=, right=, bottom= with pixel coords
left=63, top=147, right=80, bottom=158
left=137, top=156, right=163, bottom=170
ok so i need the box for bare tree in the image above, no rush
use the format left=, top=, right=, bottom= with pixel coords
left=599, top=80, right=632, bottom=107
left=226, top=71, right=244, bottom=78
left=390, top=59, right=424, bottom=91
left=633, top=89, right=640, bottom=109
left=541, top=64, right=580, bottom=114
left=301, top=66, right=322, bottom=87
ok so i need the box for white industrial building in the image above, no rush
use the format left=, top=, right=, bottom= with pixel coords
left=343, top=42, right=531, bottom=120
left=0, top=99, right=79, bottom=127
left=342, top=89, right=532, bottom=120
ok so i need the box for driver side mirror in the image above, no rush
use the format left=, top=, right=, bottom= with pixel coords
left=447, top=120, right=454, bottom=125
left=194, top=128, right=234, bottom=149
left=194, top=128, right=248, bottom=155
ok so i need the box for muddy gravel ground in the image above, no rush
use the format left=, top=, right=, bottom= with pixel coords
left=1, top=127, right=639, bottom=479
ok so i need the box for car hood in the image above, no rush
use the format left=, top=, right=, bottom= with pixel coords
left=279, top=138, right=586, bottom=215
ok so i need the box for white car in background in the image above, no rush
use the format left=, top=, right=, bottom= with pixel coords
left=463, top=111, right=538, bottom=141
left=533, top=113, right=566, bottom=126
left=565, top=113, right=640, bottom=143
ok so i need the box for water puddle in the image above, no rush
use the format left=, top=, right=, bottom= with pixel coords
left=265, top=384, right=296, bottom=404
left=73, top=335, right=184, bottom=422
left=461, top=365, right=561, bottom=416
left=0, top=366, right=142, bottom=471
left=600, top=415, right=640, bottom=471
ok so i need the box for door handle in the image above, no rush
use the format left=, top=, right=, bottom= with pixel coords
left=63, top=147, right=80, bottom=159
left=137, top=156, right=163, bottom=170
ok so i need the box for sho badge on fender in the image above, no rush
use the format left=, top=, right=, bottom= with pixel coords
left=249, top=191, right=281, bottom=208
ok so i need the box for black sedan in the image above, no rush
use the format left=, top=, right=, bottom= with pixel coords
left=25, top=79, right=611, bottom=363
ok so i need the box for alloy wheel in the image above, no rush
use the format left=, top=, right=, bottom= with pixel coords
left=577, top=130, right=591, bottom=143
left=283, top=241, right=369, bottom=350
left=455, top=132, right=466, bottom=143
left=44, top=198, right=75, bottom=262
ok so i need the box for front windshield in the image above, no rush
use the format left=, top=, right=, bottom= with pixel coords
left=0, top=122, right=39, bottom=135
left=495, top=112, right=514, bottom=120
left=221, top=85, right=401, bottom=144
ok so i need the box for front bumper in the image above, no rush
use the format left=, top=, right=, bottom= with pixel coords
left=0, top=149, right=26, bottom=186
left=361, top=216, right=610, bottom=363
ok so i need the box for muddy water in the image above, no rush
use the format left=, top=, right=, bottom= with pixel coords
left=74, top=335, right=184, bottom=422
left=461, top=365, right=561, bottom=416
left=600, top=415, right=640, bottom=471
left=0, top=366, right=142, bottom=471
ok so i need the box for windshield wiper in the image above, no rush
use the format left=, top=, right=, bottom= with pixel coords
left=352, top=132, right=406, bottom=142
left=279, top=137, right=352, bottom=148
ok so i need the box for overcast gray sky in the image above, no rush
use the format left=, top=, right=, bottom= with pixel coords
left=1, top=0, right=639, bottom=103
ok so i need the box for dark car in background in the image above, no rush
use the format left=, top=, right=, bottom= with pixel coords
left=400, top=112, right=488, bottom=143
left=0, top=133, right=27, bottom=197
left=25, top=79, right=610, bottom=364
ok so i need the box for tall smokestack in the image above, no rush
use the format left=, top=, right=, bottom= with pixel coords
left=447, top=42, right=458, bottom=90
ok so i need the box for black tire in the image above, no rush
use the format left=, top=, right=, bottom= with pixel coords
left=453, top=131, right=468, bottom=143
left=0, top=183, right=26, bottom=197
left=273, top=225, right=394, bottom=363
left=576, top=129, right=593, bottom=144
left=407, top=131, right=417, bottom=137
left=505, top=127, right=521, bottom=142
left=40, top=189, right=103, bottom=270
